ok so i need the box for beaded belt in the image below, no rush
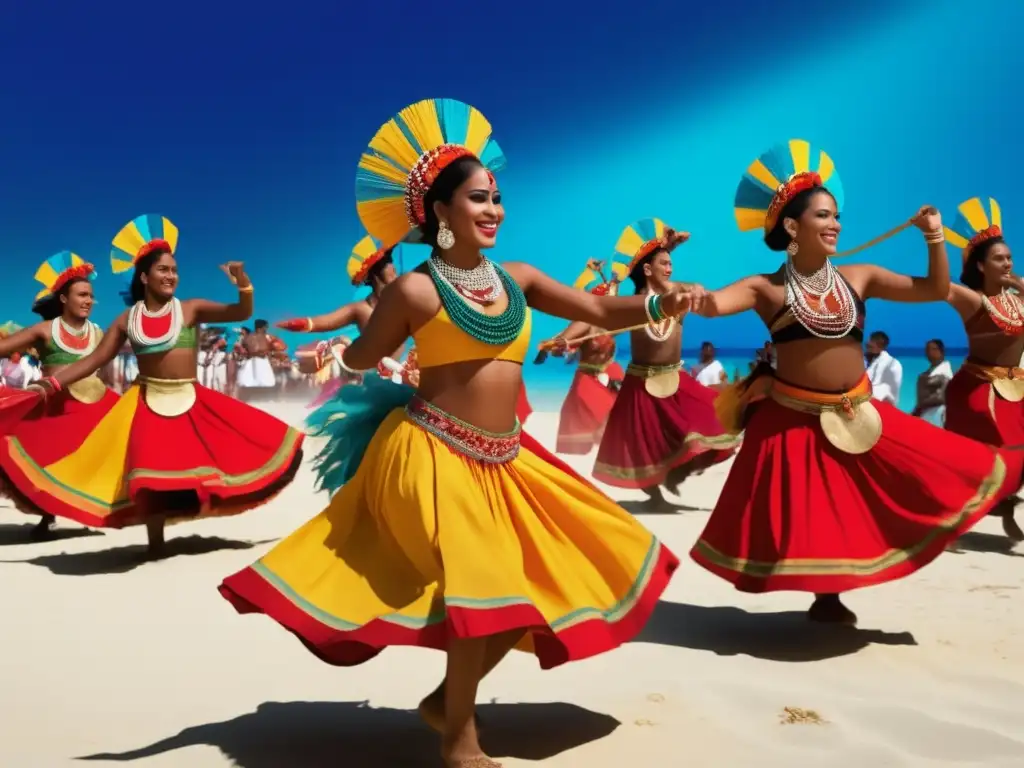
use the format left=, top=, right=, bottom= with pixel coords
left=625, top=361, right=681, bottom=379
left=405, top=396, right=521, bottom=464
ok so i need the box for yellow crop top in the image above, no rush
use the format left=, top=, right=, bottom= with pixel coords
left=413, top=306, right=532, bottom=369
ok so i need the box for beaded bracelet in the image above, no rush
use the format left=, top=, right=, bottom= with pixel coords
left=42, top=375, right=62, bottom=393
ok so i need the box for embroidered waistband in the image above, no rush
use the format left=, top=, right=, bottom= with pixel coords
left=578, top=362, right=608, bottom=375
left=963, top=360, right=1024, bottom=381
left=405, top=396, right=521, bottom=464
left=138, top=376, right=197, bottom=387
left=769, top=374, right=873, bottom=415
left=625, top=361, right=681, bottom=379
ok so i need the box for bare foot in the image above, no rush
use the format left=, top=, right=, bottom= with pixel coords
left=807, top=594, right=857, bottom=625
left=419, top=689, right=483, bottom=734
left=29, top=515, right=56, bottom=542
left=1003, top=513, right=1024, bottom=542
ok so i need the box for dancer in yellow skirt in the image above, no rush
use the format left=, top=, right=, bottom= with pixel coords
left=219, top=98, right=692, bottom=768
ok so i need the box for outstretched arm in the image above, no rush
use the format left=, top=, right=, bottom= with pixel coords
left=0, top=325, right=45, bottom=359
left=276, top=302, right=368, bottom=333
left=508, top=262, right=696, bottom=329
left=341, top=280, right=413, bottom=371
left=189, top=262, right=254, bottom=325
left=50, top=315, right=128, bottom=389
left=848, top=206, right=949, bottom=303
left=696, top=276, right=762, bottom=318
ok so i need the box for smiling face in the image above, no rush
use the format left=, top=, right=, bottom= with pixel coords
left=977, top=241, right=1013, bottom=291
left=434, top=165, right=504, bottom=250
left=61, top=279, right=95, bottom=320
left=786, top=190, right=841, bottom=256
left=142, top=252, right=179, bottom=300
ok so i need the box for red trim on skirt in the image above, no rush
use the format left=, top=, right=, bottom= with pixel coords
left=219, top=537, right=676, bottom=670
left=593, top=369, right=737, bottom=489
left=556, top=369, right=618, bottom=454
left=691, top=397, right=1019, bottom=594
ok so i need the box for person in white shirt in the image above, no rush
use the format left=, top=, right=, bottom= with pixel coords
left=691, top=341, right=728, bottom=388
left=913, top=338, right=952, bottom=426
left=866, top=331, right=903, bottom=406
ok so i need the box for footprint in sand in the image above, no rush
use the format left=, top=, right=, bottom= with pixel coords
left=779, top=706, right=828, bottom=725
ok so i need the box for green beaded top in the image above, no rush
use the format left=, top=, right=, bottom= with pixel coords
left=427, top=259, right=527, bottom=346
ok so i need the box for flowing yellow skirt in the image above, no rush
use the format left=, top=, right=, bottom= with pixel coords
left=220, top=402, right=678, bottom=669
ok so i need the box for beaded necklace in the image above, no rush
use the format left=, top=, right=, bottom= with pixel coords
left=784, top=258, right=857, bottom=339
left=981, top=290, right=1024, bottom=336
left=427, top=257, right=526, bottom=345
left=127, top=298, right=184, bottom=353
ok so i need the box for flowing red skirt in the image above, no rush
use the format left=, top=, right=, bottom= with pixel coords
left=0, top=383, right=305, bottom=528
left=945, top=368, right=1024, bottom=453
left=691, top=398, right=1020, bottom=594
left=593, top=369, right=739, bottom=489
left=516, top=383, right=533, bottom=424
left=556, top=368, right=620, bottom=454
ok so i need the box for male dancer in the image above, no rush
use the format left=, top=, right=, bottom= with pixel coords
left=593, top=218, right=739, bottom=507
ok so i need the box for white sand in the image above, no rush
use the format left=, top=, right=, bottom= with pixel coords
left=2, top=405, right=1024, bottom=767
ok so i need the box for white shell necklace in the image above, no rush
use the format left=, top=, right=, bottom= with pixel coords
left=50, top=318, right=99, bottom=356
left=127, top=297, right=184, bottom=351
left=784, top=258, right=857, bottom=339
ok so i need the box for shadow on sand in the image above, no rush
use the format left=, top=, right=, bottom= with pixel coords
left=0, top=522, right=102, bottom=547
left=636, top=600, right=917, bottom=662
left=76, top=699, right=619, bottom=767
left=7, top=535, right=274, bottom=576
left=619, top=499, right=709, bottom=515
left=947, top=531, right=1024, bottom=558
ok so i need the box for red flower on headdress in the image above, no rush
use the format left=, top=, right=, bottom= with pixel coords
left=136, top=238, right=172, bottom=262
left=50, top=263, right=95, bottom=294
left=627, top=228, right=689, bottom=274
left=403, top=144, right=477, bottom=227
left=966, top=225, right=1003, bottom=256
left=350, top=246, right=392, bottom=286
left=765, top=171, right=823, bottom=232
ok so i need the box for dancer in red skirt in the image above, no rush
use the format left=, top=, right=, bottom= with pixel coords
left=592, top=218, right=740, bottom=505
left=539, top=260, right=625, bottom=454
left=942, top=196, right=1024, bottom=540
left=0, top=251, right=120, bottom=539
left=1, top=214, right=304, bottom=557
left=688, top=139, right=1021, bottom=624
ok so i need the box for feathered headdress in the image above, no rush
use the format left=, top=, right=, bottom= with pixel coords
left=943, top=197, right=1003, bottom=262
left=110, top=214, right=179, bottom=305
left=611, top=218, right=687, bottom=276
left=573, top=258, right=626, bottom=296
left=355, top=98, right=507, bottom=247
left=32, top=251, right=96, bottom=308
left=348, top=234, right=403, bottom=286
left=734, top=139, right=844, bottom=234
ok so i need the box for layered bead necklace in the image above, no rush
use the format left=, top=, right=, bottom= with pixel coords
left=784, top=258, right=857, bottom=339
left=981, top=289, right=1024, bottom=335
left=429, top=254, right=506, bottom=305
left=644, top=291, right=677, bottom=342
left=427, top=255, right=526, bottom=346
left=127, top=297, right=184, bottom=352
left=50, top=318, right=98, bottom=356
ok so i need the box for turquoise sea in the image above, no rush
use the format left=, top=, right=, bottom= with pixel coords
left=522, top=348, right=965, bottom=415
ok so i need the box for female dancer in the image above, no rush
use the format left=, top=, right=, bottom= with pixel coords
left=220, top=98, right=689, bottom=768
left=942, top=197, right=1024, bottom=540
left=277, top=235, right=411, bottom=391
left=0, top=251, right=120, bottom=539
left=592, top=218, right=740, bottom=503
left=689, top=140, right=1021, bottom=623
left=1, top=215, right=304, bottom=556
left=539, top=260, right=625, bottom=454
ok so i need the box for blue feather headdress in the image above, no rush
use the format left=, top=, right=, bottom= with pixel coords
left=110, top=214, right=179, bottom=306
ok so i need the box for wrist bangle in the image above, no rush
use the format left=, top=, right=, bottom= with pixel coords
left=306, top=317, right=315, bottom=332
left=645, top=293, right=666, bottom=323
left=238, top=284, right=254, bottom=294
left=338, top=355, right=371, bottom=376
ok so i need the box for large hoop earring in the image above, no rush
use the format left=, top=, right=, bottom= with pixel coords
left=437, top=221, right=455, bottom=250
left=786, top=240, right=799, bottom=257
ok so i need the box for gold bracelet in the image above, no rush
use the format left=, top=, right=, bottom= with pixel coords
left=924, top=232, right=945, bottom=243
left=238, top=284, right=254, bottom=294
left=306, top=317, right=315, bottom=332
